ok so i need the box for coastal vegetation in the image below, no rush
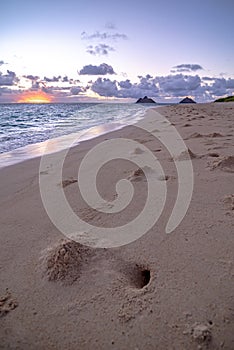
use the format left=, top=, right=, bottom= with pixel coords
left=215, top=95, right=234, bottom=102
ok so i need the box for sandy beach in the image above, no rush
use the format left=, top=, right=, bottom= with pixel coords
left=0, top=103, right=234, bottom=349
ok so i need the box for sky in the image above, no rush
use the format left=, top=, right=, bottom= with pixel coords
left=1, top=0, right=234, bottom=103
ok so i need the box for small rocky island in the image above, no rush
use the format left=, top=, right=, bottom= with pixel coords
left=179, top=97, right=196, bottom=104
left=136, top=96, right=156, bottom=104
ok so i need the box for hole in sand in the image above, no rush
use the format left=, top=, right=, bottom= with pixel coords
left=141, top=269, right=151, bottom=288
left=132, top=265, right=151, bottom=288
left=125, top=264, right=151, bottom=289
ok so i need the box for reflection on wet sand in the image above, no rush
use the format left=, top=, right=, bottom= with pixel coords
left=0, top=122, right=124, bottom=169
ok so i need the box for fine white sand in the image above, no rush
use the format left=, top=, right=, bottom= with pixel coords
left=0, top=103, right=234, bottom=349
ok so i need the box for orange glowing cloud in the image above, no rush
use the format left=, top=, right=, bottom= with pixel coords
left=17, top=90, right=53, bottom=103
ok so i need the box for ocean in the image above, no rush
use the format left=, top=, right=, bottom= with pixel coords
left=0, top=103, right=154, bottom=168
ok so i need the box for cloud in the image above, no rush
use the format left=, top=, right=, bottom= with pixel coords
left=206, top=78, right=226, bottom=96
left=0, top=60, right=6, bottom=66
left=0, top=70, right=19, bottom=86
left=105, top=22, right=116, bottom=30
left=91, top=78, right=118, bottom=97
left=23, top=75, right=40, bottom=81
left=172, top=64, right=203, bottom=73
left=86, top=44, right=115, bottom=56
left=79, top=63, right=115, bottom=75
left=70, top=86, right=84, bottom=95
left=205, top=77, right=234, bottom=97
left=118, top=79, right=132, bottom=89
left=44, top=75, right=61, bottom=83
left=119, top=76, right=158, bottom=98
left=1, top=65, right=233, bottom=103
left=91, top=75, right=159, bottom=99
left=202, top=76, right=214, bottom=81
left=81, top=31, right=128, bottom=41
left=62, top=76, right=70, bottom=83
left=155, top=74, right=202, bottom=97
left=226, top=78, right=234, bottom=89
left=81, top=27, right=127, bottom=58
left=0, top=87, right=15, bottom=95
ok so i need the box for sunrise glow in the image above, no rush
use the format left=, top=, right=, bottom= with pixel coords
left=17, top=91, right=53, bottom=103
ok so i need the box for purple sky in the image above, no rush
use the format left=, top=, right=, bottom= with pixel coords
left=1, top=0, right=234, bottom=103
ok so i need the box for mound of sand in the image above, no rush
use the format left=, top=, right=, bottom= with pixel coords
left=41, top=240, right=92, bottom=284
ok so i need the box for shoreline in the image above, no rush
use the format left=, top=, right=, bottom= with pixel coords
left=0, top=103, right=233, bottom=349
left=0, top=103, right=155, bottom=169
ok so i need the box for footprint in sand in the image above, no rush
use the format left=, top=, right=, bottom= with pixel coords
left=128, top=166, right=154, bottom=182
left=173, top=148, right=199, bottom=161
left=61, top=178, right=78, bottom=188
left=222, top=194, right=234, bottom=211
left=211, top=156, right=234, bottom=173
left=207, top=132, right=223, bottom=138
left=187, top=132, right=204, bottom=139
left=187, top=132, right=223, bottom=140
left=0, top=290, right=18, bottom=317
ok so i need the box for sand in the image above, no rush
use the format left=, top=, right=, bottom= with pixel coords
left=0, top=103, right=234, bottom=349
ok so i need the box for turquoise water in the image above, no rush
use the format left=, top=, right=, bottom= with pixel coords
left=0, top=103, right=153, bottom=167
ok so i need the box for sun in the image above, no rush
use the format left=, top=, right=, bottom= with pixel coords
left=17, top=91, right=53, bottom=103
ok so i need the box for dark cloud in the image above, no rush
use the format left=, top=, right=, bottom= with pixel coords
left=202, top=76, right=214, bottom=81
left=206, top=78, right=226, bottom=96
left=155, top=74, right=202, bottom=97
left=0, top=87, right=15, bottom=95
left=91, top=75, right=159, bottom=99
left=23, top=74, right=81, bottom=91
left=0, top=60, right=6, bottom=66
left=205, top=77, right=234, bottom=97
left=118, top=79, right=132, bottom=89
left=0, top=70, right=19, bottom=86
left=70, top=86, right=84, bottom=95
left=43, top=76, right=61, bottom=83
left=1, top=65, right=233, bottom=103
left=120, top=76, right=158, bottom=98
left=86, top=44, right=115, bottom=56
left=89, top=74, right=234, bottom=101
left=172, top=64, right=203, bottom=73
left=81, top=31, right=128, bottom=41
left=31, top=81, right=42, bottom=90
left=79, top=63, right=115, bottom=75
left=23, top=74, right=40, bottom=81
left=92, top=78, right=118, bottom=97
